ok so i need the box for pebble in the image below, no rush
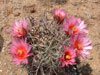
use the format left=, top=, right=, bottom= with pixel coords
left=10, top=72, right=14, bottom=75
left=14, top=12, right=21, bottom=16
left=4, top=63, right=7, bottom=66
left=0, top=27, right=3, bottom=32
left=2, top=47, right=5, bottom=52
left=0, top=70, right=2, bottom=72
left=11, top=0, right=19, bottom=3
left=6, top=41, right=11, bottom=45
left=89, top=57, right=93, bottom=60
left=30, top=8, right=36, bottom=13
left=15, top=3, right=22, bottom=9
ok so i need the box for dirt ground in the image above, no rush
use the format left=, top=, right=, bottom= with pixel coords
left=0, top=0, right=100, bottom=75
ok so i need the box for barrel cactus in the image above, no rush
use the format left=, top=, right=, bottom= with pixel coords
left=26, top=14, right=69, bottom=75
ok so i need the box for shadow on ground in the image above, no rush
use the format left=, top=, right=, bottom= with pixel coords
left=79, top=63, right=93, bottom=75
left=0, top=35, right=4, bottom=52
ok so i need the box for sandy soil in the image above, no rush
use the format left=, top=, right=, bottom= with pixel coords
left=0, top=0, right=100, bottom=75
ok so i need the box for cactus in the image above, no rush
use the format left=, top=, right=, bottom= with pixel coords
left=26, top=14, right=69, bottom=75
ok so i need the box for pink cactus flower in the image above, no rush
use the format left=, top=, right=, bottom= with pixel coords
left=70, top=33, right=92, bottom=59
left=7, top=19, right=28, bottom=38
left=9, top=39, right=33, bottom=66
left=54, top=9, right=67, bottom=23
left=59, top=46, right=76, bottom=67
left=62, top=16, right=88, bottom=36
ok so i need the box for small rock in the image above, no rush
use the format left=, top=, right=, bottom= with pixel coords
left=0, top=27, right=3, bottom=32
left=89, top=57, right=93, bottom=60
left=16, top=3, right=22, bottom=9
left=0, top=70, right=2, bottom=72
left=12, top=0, right=19, bottom=3
left=6, top=41, right=11, bottom=45
left=14, top=12, right=21, bottom=16
left=7, top=9, right=13, bottom=16
left=10, top=72, right=14, bottom=75
left=4, top=63, right=7, bottom=65
left=23, top=5, right=36, bottom=13
left=2, top=47, right=5, bottom=52
left=30, top=8, right=36, bottom=13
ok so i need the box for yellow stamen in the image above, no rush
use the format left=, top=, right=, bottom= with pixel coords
left=73, top=26, right=76, bottom=31
left=66, top=55, right=70, bottom=59
left=17, top=28, right=22, bottom=33
left=18, top=50, right=23, bottom=55
left=78, top=44, right=83, bottom=49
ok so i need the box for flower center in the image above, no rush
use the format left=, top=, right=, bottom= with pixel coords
left=56, top=13, right=64, bottom=22
left=17, top=28, right=26, bottom=36
left=64, top=51, right=71, bottom=61
left=17, top=28, right=22, bottom=33
left=69, top=25, right=79, bottom=34
left=78, top=44, right=83, bottom=50
left=18, top=50, right=23, bottom=56
left=75, top=40, right=83, bottom=50
left=65, top=55, right=71, bottom=60
left=58, top=13, right=61, bottom=17
left=17, top=48, right=27, bottom=59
